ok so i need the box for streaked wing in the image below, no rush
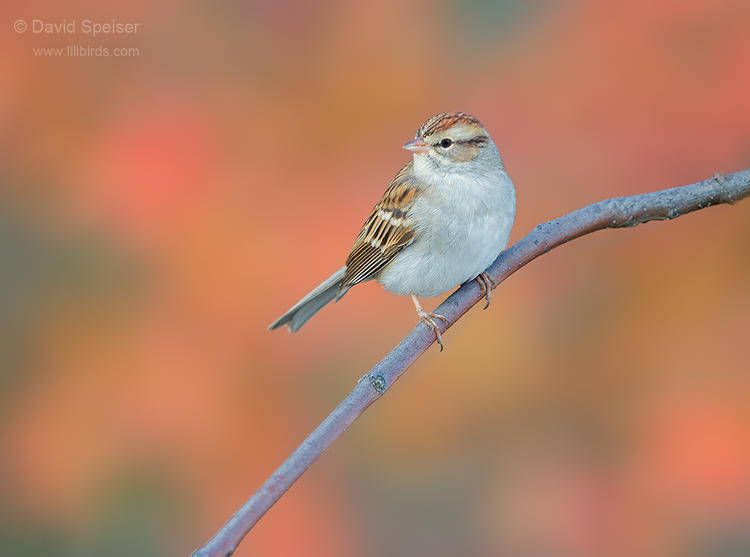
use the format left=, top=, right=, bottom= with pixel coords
left=341, top=162, right=419, bottom=288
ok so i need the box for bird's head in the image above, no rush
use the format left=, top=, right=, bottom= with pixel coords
left=402, top=112, right=496, bottom=168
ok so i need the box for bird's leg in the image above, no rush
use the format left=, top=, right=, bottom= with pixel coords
left=475, top=272, right=496, bottom=310
left=411, top=294, right=449, bottom=351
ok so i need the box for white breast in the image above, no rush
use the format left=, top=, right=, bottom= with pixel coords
left=377, top=155, right=516, bottom=298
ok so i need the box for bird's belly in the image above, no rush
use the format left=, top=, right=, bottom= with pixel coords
left=377, top=201, right=514, bottom=298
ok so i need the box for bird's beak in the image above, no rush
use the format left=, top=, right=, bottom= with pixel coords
left=402, top=137, right=428, bottom=153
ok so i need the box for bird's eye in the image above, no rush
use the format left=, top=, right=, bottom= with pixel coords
left=440, top=138, right=453, bottom=148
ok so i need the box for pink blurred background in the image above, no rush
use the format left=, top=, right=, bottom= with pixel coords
left=2, top=1, right=750, bottom=555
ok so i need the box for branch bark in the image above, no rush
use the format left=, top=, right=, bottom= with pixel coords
left=192, top=169, right=750, bottom=557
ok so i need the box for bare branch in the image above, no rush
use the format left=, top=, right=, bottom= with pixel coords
left=192, top=169, right=750, bottom=557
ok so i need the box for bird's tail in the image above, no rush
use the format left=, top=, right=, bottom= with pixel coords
left=268, top=267, right=348, bottom=332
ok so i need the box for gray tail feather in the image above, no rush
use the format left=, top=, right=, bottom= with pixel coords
left=268, top=267, right=348, bottom=332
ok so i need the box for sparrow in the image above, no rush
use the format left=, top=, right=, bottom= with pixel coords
left=268, top=112, right=516, bottom=349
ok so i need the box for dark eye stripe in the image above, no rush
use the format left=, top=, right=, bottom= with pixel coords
left=468, top=135, right=489, bottom=146
left=443, top=135, right=489, bottom=147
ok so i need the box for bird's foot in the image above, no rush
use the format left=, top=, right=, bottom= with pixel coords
left=475, top=272, right=496, bottom=310
left=411, top=294, right=449, bottom=351
left=417, top=309, right=449, bottom=351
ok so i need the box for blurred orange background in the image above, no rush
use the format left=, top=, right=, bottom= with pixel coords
left=2, top=1, right=750, bottom=555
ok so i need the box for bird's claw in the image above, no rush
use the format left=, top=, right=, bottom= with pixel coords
left=475, top=272, right=496, bottom=309
left=417, top=310, right=449, bottom=351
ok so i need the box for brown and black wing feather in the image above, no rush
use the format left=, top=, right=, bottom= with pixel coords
left=268, top=162, right=421, bottom=332
left=340, top=162, right=420, bottom=292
